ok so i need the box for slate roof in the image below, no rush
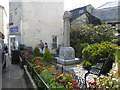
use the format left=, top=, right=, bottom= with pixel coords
left=97, top=0, right=120, bottom=9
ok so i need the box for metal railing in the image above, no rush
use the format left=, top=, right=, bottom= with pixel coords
left=21, top=54, right=86, bottom=89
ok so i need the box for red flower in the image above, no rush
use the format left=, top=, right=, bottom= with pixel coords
left=56, top=79, right=59, bottom=82
left=88, top=81, right=97, bottom=85
left=71, top=81, right=77, bottom=84
left=88, top=82, right=92, bottom=85
left=75, top=85, right=80, bottom=88
left=92, top=81, right=97, bottom=85
left=40, top=71, right=44, bottom=72
left=59, top=81, right=65, bottom=83
left=35, top=60, right=39, bottom=63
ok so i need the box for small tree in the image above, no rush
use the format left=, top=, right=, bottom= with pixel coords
left=33, top=46, right=41, bottom=57
left=43, top=49, right=54, bottom=62
left=70, top=24, right=116, bottom=47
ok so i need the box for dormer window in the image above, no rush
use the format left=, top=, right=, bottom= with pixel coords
left=79, top=9, right=84, bottom=14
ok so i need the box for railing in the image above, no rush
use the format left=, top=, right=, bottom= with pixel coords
left=20, top=54, right=86, bottom=89
left=23, top=57, right=50, bottom=89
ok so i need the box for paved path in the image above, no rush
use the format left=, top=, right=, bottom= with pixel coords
left=57, top=63, right=98, bottom=82
left=2, top=54, right=27, bottom=89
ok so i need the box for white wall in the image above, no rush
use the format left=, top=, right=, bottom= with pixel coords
left=22, top=2, right=64, bottom=51
left=0, top=7, right=8, bottom=44
left=0, top=8, right=3, bottom=33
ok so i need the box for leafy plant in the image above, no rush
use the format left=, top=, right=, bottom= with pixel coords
left=70, top=24, right=116, bottom=47
left=74, top=43, right=89, bottom=58
left=115, top=47, right=120, bottom=78
left=43, top=49, right=54, bottom=62
left=82, top=41, right=117, bottom=68
left=33, top=46, right=41, bottom=57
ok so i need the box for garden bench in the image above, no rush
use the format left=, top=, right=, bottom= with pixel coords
left=84, top=52, right=113, bottom=87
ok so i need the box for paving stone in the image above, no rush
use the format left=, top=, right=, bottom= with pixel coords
left=2, top=55, right=27, bottom=88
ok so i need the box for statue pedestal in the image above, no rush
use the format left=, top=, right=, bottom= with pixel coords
left=56, top=47, right=80, bottom=65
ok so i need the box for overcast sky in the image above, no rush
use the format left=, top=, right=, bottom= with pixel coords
left=64, top=0, right=118, bottom=10
left=0, top=0, right=118, bottom=13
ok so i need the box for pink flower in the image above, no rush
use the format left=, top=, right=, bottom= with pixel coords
left=40, top=63, right=44, bottom=65
left=75, top=85, right=80, bottom=88
left=35, top=60, right=40, bottom=63
left=40, top=71, right=44, bottom=72
left=71, top=81, right=77, bottom=84
left=42, top=67, right=46, bottom=69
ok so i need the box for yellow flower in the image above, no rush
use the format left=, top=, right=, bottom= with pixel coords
left=72, top=79, right=75, bottom=81
left=44, top=70, right=48, bottom=71
left=52, top=65, right=54, bottom=67
left=68, top=82, right=73, bottom=85
left=59, top=74, right=64, bottom=77
left=63, top=77, right=66, bottom=80
left=66, top=74, right=72, bottom=77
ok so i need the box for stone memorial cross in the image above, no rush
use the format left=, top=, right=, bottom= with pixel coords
left=63, top=11, right=72, bottom=47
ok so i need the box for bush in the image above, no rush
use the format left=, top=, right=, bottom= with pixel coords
left=70, top=24, right=116, bottom=47
left=74, top=43, right=89, bottom=58
left=82, top=41, right=117, bottom=68
left=33, top=46, right=41, bottom=57
left=43, top=49, right=54, bottom=62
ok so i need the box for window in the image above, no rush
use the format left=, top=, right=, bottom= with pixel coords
left=15, top=8, right=17, bottom=15
left=9, top=13, right=12, bottom=23
left=52, top=36, right=57, bottom=49
left=79, top=9, right=84, bottom=14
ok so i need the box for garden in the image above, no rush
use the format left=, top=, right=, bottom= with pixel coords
left=18, top=24, right=120, bottom=89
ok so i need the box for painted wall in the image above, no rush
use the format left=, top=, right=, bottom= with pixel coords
left=22, top=2, right=64, bottom=52
left=9, top=1, right=64, bottom=53
left=0, top=8, right=3, bottom=33
left=0, top=6, right=8, bottom=44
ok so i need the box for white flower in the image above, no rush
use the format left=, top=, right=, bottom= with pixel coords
left=106, top=86, right=109, bottom=88
left=112, top=78, right=117, bottom=81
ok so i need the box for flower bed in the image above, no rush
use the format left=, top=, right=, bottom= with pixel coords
left=29, top=57, right=81, bottom=89
left=86, top=65, right=119, bottom=89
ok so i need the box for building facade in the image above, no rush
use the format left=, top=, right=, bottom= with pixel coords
left=9, top=0, right=64, bottom=54
left=0, top=5, right=8, bottom=44
left=70, top=0, right=120, bottom=31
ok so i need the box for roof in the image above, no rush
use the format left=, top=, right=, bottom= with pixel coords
left=70, top=4, right=94, bottom=22
left=70, top=4, right=92, bottom=12
left=97, top=0, right=120, bottom=9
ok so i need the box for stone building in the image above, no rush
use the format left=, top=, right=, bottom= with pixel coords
left=70, top=4, right=101, bottom=28
left=0, top=5, right=8, bottom=43
left=70, top=0, right=120, bottom=30
left=9, top=0, right=64, bottom=54
left=93, top=0, right=120, bottom=30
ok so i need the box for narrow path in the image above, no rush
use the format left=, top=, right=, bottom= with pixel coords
left=2, top=54, right=27, bottom=89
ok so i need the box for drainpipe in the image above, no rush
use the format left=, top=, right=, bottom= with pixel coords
left=20, top=1, right=24, bottom=44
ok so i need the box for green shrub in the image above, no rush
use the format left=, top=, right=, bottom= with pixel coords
left=70, top=24, right=116, bottom=47
left=74, top=43, right=89, bottom=58
left=82, top=41, right=117, bottom=68
left=33, top=46, right=41, bottom=57
left=82, top=61, right=92, bottom=70
left=43, top=49, right=54, bottom=62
